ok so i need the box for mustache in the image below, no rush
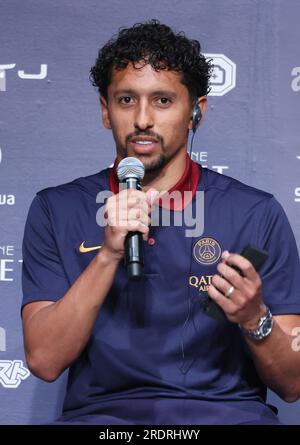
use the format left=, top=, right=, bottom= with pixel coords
left=125, top=131, right=163, bottom=144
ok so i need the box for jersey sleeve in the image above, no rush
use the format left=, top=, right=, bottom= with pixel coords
left=258, top=196, right=300, bottom=314
left=22, top=193, right=70, bottom=310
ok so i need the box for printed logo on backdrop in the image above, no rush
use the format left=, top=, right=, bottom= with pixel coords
left=291, top=67, right=300, bottom=92
left=0, top=64, right=48, bottom=92
left=0, top=330, right=30, bottom=388
left=295, top=156, right=300, bottom=203
left=204, top=54, right=236, bottom=96
left=0, top=59, right=237, bottom=95
left=0, top=148, right=16, bottom=205
left=190, top=151, right=229, bottom=175
left=0, top=195, right=15, bottom=205
left=0, top=360, right=30, bottom=388
left=0, top=327, right=6, bottom=352
left=0, top=246, right=22, bottom=282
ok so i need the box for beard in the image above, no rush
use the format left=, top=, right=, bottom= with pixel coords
left=122, top=149, right=167, bottom=173
left=123, top=139, right=167, bottom=174
left=122, top=131, right=167, bottom=173
left=143, top=154, right=167, bottom=173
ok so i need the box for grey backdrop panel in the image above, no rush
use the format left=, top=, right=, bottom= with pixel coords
left=0, top=0, right=299, bottom=424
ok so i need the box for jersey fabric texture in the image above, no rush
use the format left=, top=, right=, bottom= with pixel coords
left=22, top=157, right=300, bottom=425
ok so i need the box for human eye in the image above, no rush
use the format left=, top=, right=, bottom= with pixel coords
left=156, top=97, right=172, bottom=106
left=118, top=96, right=134, bottom=105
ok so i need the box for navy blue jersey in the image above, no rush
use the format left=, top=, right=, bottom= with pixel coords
left=22, top=159, right=300, bottom=424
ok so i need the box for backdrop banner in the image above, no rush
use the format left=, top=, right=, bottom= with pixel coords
left=1, top=0, right=299, bottom=425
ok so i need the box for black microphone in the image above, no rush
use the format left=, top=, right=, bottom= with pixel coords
left=117, top=157, right=145, bottom=280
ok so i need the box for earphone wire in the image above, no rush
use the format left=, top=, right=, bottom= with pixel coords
left=180, top=128, right=197, bottom=372
left=188, top=130, right=196, bottom=159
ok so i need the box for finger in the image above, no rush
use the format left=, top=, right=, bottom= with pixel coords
left=106, top=215, right=128, bottom=227
left=117, top=189, right=147, bottom=209
left=123, top=193, right=147, bottom=206
left=127, top=208, right=151, bottom=226
left=107, top=221, right=149, bottom=242
left=109, top=198, right=147, bottom=219
left=125, top=199, right=149, bottom=217
left=221, top=252, right=258, bottom=281
left=207, top=284, right=238, bottom=315
left=109, top=205, right=151, bottom=228
left=126, top=220, right=149, bottom=239
left=211, top=274, right=245, bottom=306
left=146, top=188, right=160, bottom=207
left=120, top=189, right=146, bottom=200
left=217, top=262, right=244, bottom=288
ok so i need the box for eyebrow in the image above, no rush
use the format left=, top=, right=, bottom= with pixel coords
left=113, top=89, right=178, bottom=99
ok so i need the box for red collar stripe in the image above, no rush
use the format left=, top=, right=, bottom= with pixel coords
left=108, top=155, right=200, bottom=211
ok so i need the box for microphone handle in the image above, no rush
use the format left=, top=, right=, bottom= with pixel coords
left=124, top=177, right=144, bottom=279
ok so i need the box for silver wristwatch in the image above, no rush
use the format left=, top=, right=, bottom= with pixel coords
left=239, top=308, right=273, bottom=341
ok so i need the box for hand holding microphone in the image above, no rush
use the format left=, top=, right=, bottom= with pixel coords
left=102, top=157, right=158, bottom=279
left=117, top=157, right=146, bottom=279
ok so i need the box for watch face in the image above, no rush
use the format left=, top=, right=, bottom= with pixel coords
left=240, top=310, right=273, bottom=340
left=262, top=318, right=273, bottom=335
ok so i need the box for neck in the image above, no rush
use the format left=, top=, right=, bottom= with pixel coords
left=141, top=149, right=187, bottom=192
left=109, top=150, right=200, bottom=211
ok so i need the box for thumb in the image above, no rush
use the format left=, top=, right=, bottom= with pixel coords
left=221, top=250, right=230, bottom=262
left=146, top=188, right=160, bottom=207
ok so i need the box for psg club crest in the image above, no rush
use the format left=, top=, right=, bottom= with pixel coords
left=193, top=237, right=222, bottom=265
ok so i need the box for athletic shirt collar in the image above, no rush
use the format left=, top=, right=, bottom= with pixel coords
left=108, top=154, right=200, bottom=211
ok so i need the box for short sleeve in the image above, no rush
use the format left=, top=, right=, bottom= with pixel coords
left=258, top=197, right=300, bottom=314
left=22, top=194, right=70, bottom=309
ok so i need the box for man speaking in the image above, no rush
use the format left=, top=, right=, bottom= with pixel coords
left=21, top=20, right=300, bottom=424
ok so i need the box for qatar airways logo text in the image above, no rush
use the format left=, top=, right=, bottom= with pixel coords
left=0, top=64, right=47, bottom=92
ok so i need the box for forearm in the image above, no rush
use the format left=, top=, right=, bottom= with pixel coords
left=208, top=250, right=300, bottom=402
left=23, top=246, right=120, bottom=381
left=245, top=316, right=300, bottom=402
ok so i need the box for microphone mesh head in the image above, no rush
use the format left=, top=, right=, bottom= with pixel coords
left=117, top=157, right=145, bottom=182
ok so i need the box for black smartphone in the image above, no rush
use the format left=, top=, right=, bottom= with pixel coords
left=202, top=244, right=269, bottom=322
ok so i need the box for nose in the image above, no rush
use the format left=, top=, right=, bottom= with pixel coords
left=134, top=102, right=154, bottom=131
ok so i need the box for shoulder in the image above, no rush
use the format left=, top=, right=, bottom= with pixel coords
left=35, top=168, right=111, bottom=208
left=25, top=168, right=112, bottom=226
left=202, top=167, right=273, bottom=200
left=201, top=167, right=291, bottom=230
left=201, top=167, right=280, bottom=211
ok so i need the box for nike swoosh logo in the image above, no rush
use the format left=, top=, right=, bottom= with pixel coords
left=79, top=241, right=102, bottom=253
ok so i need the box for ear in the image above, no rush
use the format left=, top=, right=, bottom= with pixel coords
left=188, top=96, right=208, bottom=131
left=198, top=96, right=207, bottom=120
left=99, top=95, right=111, bottom=129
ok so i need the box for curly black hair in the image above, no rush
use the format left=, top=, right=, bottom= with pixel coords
left=90, top=19, right=212, bottom=102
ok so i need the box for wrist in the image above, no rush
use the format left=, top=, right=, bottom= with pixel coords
left=97, top=244, right=123, bottom=266
left=239, top=306, right=273, bottom=341
left=240, top=304, right=268, bottom=331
